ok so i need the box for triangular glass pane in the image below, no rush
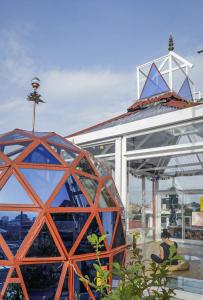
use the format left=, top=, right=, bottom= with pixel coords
left=140, top=63, right=170, bottom=99
left=0, top=211, right=38, bottom=255
left=3, top=283, right=24, bottom=299
left=50, top=144, right=79, bottom=165
left=1, top=142, right=30, bottom=160
left=20, top=168, right=65, bottom=203
left=89, top=153, right=108, bottom=177
left=0, top=267, right=10, bottom=293
left=106, top=179, right=123, bottom=207
left=11, top=269, right=18, bottom=278
left=76, top=157, right=96, bottom=176
left=26, top=223, right=60, bottom=257
left=112, top=217, right=125, bottom=248
left=0, top=174, right=34, bottom=205
left=23, top=144, right=61, bottom=165
left=75, top=217, right=105, bottom=255
left=0, top=246, right=8, bottom=260
left=51, top=175, right=90, bottom=207
left=77, top=258, right=109, bottom=298
left=21, top=263, right=62, bottom=299
left=47, top=135, right=79, bottom=152
left=99, top=186, right=116, bottom=208
left=51, top=213, right=90, bottom=252
left=23, top=130, right=50, bottom=137
left=59, top=269, right=69, bottom=299
left=76, top=175, right=98, bottom=203
left=178, top=77, right=193, bottom=101
left=0, top=131, right=30, bottom=142
left=99, top=212, right=117, bottom=246
left=113, top=251, right=124, bottom=265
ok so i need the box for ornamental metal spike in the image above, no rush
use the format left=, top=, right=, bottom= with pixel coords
left=27, top=77, right=45, bottom=134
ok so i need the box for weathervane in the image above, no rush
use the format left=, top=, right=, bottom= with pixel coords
left=27, top=77, right=45, bottom=134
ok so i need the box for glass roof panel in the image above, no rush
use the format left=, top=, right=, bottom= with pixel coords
left=76, top=157, right=96, bottom=176
left=139, top=63, right=170, bottom=99
left=0, top=174, right=34, bottom=205
left=88, top=153, right=108, bottom=177
left=20, top=168, right=65, bottom=203
left=0, top=211, right=38, bottom=255
left=23, top=144, right=61, bottom=165
left=178, top=77, right=193, bottom=101
left=51, top=175, right=90, bottom=207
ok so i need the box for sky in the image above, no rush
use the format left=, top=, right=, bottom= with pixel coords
left=1, top=0, right=203, bottom=136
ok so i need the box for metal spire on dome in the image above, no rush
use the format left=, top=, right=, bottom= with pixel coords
left=168, top=33, right=174, bottom=51
left=27, top=77, right=45, bottom=134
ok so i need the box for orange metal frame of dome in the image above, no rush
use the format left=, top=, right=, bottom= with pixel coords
left=0, top=129, right=126, bottom=300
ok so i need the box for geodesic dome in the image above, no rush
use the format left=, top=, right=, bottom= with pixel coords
left=0, top=129, right=126, bottom=300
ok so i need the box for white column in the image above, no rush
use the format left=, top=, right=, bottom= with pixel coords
left=155, top=180, right=161, bottom=240
left=121, top=137, right=128, bottom=230
left=115, top=137, right=122, bottom=195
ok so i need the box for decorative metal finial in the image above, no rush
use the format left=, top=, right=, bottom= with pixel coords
left=27, top=77, right=45, bottom=134
left=168, top=33, right=174, bottom=52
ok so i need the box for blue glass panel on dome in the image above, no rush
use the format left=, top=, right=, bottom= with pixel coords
left=47, top=135, right=79, bottom=152
left=23, top=130, right=51, bottom=137
left=3, top=283, right=24, bottom=299
left=20, top=168, right=65, bottom=203
left=99, top=212, right=117, bottom=245
left=1, top=142, right=31, bottom=160
left=76, top=175, right=98, bottom=203
left=0, top=174, right=34, bottom=205
left=0, top=132, right=30, bottom=142
left=140, top=63, right=170, bottom=99
left=75, top=217, right=105, bottom=255
left=99, top=186, right=116, bottom=208
left=26, top=223, right=60, bottom=257
left=178, top=77, right=193, bottom=101
left=51, top=213, right=90, bottom=252
left=112, top=217, right=125, bottom=248
left=0, top=266, right=10, bottom=293
left=21, top=263, right=62, bottom=300
left=23, top=144, right=61, bottom=165
left=0, top=158, right=5, bottom=166
left=51, top=175, right=90, bottom=207
left=0, top=211, right=37, bottom=255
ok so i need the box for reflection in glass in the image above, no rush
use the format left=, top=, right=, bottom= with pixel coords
left=47, top=135, right=79, bottom=152
left=26, top=223, right=60, bottom=257
left=106, top=179, right=123, bottom=207
left=21, top=263, right=62, bottom=300
left=3, top=283, right=24, bottom=299
left=99, top=212, right=117, bottom=246
left=76, top=157, right=96, bottom=176
left=113, top=251, right=124, bottom=265
left=0, top=211, right=37, bottom=255
left=0, top=266, right=9, bottom=293
left=23, top=144, right=61, bottom=165
left=99, top=187, right=116, bottom=208
left=0, top=132, right=30, bottom=142
left=51, top=175, right=90, bottom=207
left=75, top=217, right=105, bottom=255
left=0, top=175, right=33, bottom=205
left=50, top=144, right=79, bottom=165
left=83, top=143, right=115, bottom=156
left=51, top=213, right=90, bottom=252
left=1, top=143, right=31, bottom=160
left=77, top=175, right=98, bottom=202
left=20, top=168, right=65, bottom=203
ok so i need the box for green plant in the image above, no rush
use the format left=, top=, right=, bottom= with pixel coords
left=4, top=283, right=24, bottom=300
left=81, top=235, right=175, bottom=300
left=168, top=244, right=185, bottom=265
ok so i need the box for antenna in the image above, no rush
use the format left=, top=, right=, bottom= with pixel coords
left=27, top=77, right=45, bottom=134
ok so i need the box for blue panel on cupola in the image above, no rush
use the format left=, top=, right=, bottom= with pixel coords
left=23, top=144, right=61, bottom=165
left=140, top=63, right=170, bottom=99
left=178, top=77, right=193, bottom=101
